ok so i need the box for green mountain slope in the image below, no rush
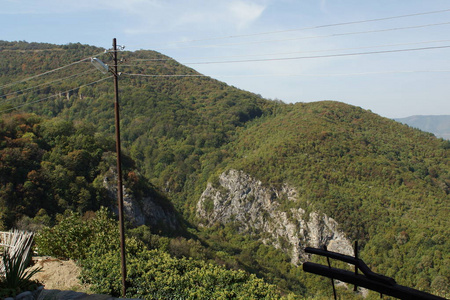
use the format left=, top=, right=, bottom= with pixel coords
left=227, top=101, right=449, bottom=291
left=0, top=113, right=179, bottom=232
left=1, top=40, right=277, bottom=216
left=1, top=41, right=449, bottom=298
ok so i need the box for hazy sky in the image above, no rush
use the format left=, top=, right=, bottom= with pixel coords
left=1, top=0, right=449, bottom=118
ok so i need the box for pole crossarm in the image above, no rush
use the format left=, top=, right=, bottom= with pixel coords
left=303, top=247, right=446, bottom=300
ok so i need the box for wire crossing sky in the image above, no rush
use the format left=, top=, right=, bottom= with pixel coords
left=1, top=0, right=450, bottom=118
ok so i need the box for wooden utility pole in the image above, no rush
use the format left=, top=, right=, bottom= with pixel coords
left=112, top=38, right=127, bottom=297
left=90, top=38, right=127, bottom=297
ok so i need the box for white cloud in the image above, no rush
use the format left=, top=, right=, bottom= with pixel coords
left=116, top=0, right=270, bottom=42
left=320, top=0, right=328, bottom=12
left=73, top=0, right=163, bottom=15
left=2, top=0, right=267, bottom=37
left=228, top=1, right=266, bottom=29
left=159, top=1, right=267, bottom=31
left=1, top=0, right=161, bottom=15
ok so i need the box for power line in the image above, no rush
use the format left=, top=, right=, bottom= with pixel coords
left=211, top=70, right=450, bottom=78
left=192, top=39, right=450, bottom=60
left=131, top=58, right=173, bottom=61
left=130, top=8, right=450, bottom=49
left=0, top=76, right=112, bottom=114
left=156, top=21, right=450, bottom=51
left=123, top=73, right=207, bottom=77
left=129, top=39, right=450, bottom=63
left=122, top=70, right=450, bottom=79
left=2, top=69, right=446, bottom=113
left=183, top=45, right=450, bottom=65
left=0, top=51, right=105, bottom=90
left=0, top=69, right=96, bottom=102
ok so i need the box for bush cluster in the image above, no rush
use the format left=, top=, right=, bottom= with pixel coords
left=35, top=208, right=283, bottom=299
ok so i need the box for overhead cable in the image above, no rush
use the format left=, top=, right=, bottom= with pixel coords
left=129, top=39, right=450, bottom=63
left=131, top=8, right=450, bottom=49
left=156, top=21, right=450, bottom=50
left=0, top=76, right=112, bottom=114
left=0, top=51, right=105, bottom=90
left=123, top=70, right=450, bottom=79
left=211, top=70, right=450, bottom=78
left=123, top=73, right=207, bottom=77
left=183, top=45, right=450, bottom=65
left=0, top=69, right=96, bottom=102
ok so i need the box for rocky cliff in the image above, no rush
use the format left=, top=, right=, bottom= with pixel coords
left=197, top=169, right=353, bottom=264
left=103, top=169, right=179, bottom=231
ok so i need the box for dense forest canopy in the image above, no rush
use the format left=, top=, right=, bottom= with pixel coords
left=0, top=41, right=449, bottom=298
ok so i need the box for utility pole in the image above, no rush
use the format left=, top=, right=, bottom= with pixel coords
left=112, top=38, right=127, bottom=298
left=90, top=38, right=127, bottom=297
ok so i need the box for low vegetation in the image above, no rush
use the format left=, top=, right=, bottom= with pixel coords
left=35, top=208, right=285, bottom=299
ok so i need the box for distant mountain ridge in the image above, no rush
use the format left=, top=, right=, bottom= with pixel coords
left=395, top=115, right=450, bottom=140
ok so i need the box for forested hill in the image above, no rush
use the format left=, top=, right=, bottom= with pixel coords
left=0, top=40, right=278, bottom=212
left=1, top=41, right=449, bottom=298
left=229, top=101, right=449, bottom=291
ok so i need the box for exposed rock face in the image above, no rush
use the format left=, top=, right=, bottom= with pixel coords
left=121, top=189, right=179, bottom=231
left=197, top=169, right=353, bottom=264
left=103, top=170, right=178, bottom=231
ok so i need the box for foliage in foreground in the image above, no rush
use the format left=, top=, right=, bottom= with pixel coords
left=0, top=230, right=41, bottom=298
left=84, top=246, right=281, bottom=299
left=35, top=209, right=114, bottom=260
left=36, top=208, right=285, bottom=299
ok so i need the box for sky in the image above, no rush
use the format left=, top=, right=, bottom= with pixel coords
left=1, top=0, right=450, bottom=118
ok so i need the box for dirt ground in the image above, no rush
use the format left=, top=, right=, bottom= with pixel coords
left=29, top=257, right=91, bottom=293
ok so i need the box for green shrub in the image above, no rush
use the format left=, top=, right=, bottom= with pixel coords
left=81, top=246, right=281, bottom=299
left=34, top=206, right=284, bottom=299
left=35, top=207, right=115, bottom=260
